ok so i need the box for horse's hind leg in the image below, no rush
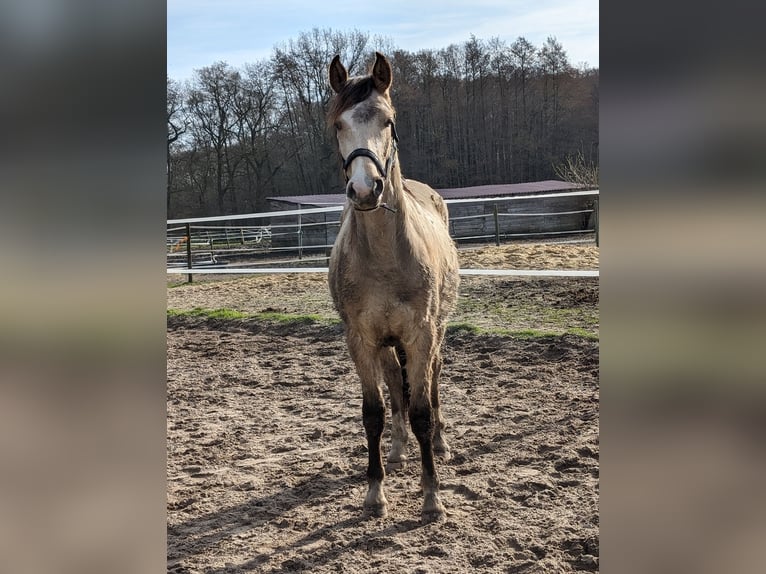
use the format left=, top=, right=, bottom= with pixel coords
left=383, top=345, right=409, bottom=471
left=430, top=346, right=452, bottom=461
left=405, top=334, right=446, bottom=523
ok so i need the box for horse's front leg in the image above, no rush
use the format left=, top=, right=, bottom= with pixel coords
left=348, top=336, right=388, bottom=517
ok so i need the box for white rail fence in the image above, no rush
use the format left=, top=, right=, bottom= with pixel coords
left=167, top=190, right=599, bottom=280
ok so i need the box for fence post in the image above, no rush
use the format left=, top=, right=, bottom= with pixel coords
left=594, top=197, right=599, bottom=247
left=297, top=208, right=303, bottom=259
left=324, top=212, right=328, bottom=255
left=493, top=204, right=500, bottom=246
left=185, top=222, right=193, bottom=283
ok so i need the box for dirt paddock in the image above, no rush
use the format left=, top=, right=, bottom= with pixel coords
left=167, top=243, right=599, bottom=573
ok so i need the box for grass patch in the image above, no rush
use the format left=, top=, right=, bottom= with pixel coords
left=447, top=322, right=598, bottom=340
left=507, top=327, right=598, bottom=340
left=455, top=294, right=598, bottom=339
left=256, top=311, right=337, bottom=325
left=167, top=307, right=340, bottom=326
left=167, top=307, right=250, bottom=320
left=564, top=327, right=599, bottom=340
left=447, top=322, right=483, bottom=335
left=540, top=307, right=600, bottom=326
left=506, top=328, right=559, bottom=339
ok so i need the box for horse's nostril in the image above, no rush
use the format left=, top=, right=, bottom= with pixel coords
left=373, top=178, right=384, bottom=197
left=346, top=182, right=356, bottom=199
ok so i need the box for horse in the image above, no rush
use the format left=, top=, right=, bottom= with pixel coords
left=327, top=52, right=460, bottom=523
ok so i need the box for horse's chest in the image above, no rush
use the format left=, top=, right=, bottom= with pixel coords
left=355, top=296, right=418, bottom=339
left=337, top=279, right=426, bottom=340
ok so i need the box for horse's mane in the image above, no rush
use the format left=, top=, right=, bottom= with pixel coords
left=327, top=76, right=376, bottom=127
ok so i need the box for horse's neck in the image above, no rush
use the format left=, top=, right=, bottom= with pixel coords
left=385, top=165, right=406, bottom=211
left=349, top=164, right=411, bottom=261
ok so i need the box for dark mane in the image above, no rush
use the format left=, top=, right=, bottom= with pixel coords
left=327, top=76, right=375, bottom=126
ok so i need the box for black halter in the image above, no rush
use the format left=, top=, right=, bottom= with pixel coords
left=341, top=122, right=399, bottom=182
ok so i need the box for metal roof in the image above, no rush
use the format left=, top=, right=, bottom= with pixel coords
left=267, top=180, right=583, bottom=207
left=267, top=193, right=347, bottom=206
left=435, top=180, right=583, bottom=200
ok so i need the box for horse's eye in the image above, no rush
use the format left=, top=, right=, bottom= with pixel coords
left=334, top=122, right=342, bottom=131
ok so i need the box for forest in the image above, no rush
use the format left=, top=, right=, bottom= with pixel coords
left=167, top=28, right=599, bottom=219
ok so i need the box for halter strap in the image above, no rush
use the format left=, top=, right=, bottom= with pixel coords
left=341, top=122, right=399, bottom=181
left=352, top=202, right=398, bottom=213
left=342, top=148, right=389, bottom=178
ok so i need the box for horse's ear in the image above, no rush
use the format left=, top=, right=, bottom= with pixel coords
left=329, top=55, right=348, bottom=93
left=372, top=52, right=392, bottom=94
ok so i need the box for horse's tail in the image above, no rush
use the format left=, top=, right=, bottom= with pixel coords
left=395, top=343, right=410, bottom=412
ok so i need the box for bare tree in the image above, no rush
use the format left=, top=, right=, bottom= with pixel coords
left=509, top=37, right=537, bottom=181
left=231, top=60, right=285, bottom=210
left=186, top=62, right=243, bottom=213
left=166, top=31, right=599, bottom=218
left=167, top=77, right=188, bottom=214
left=554, top=150, right=599, bottom=187
left=539, top=36, right=571, bottom=165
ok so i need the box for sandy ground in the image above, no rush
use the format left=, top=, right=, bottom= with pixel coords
left=167, top=243, right=599, bottom=573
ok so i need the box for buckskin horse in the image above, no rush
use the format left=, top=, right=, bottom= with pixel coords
left=327, top=52, right=459, bottom=523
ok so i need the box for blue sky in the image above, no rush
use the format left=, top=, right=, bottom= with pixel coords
left=168, top=0, right=598, bottom=82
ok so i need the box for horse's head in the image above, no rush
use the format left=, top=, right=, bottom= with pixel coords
left=328, top=52, right=399, bottom=212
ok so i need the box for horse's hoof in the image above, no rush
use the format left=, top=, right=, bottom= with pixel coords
left=421, top=508, right=446, bottom=523
left=433, top=436, right=452, bottom=461
left=421, top=492, right=446, bottom=523
left=364, top=503, right=388, bottom=518
left=364, top=484, right=388, bottom=518
left=434, top=448, right=452, bottom=462
left=385, top=458, right=406, bottom=472
left=434, top=443, right=452, bottom=461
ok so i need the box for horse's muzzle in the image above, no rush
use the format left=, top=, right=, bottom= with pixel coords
left=347, top=178, right=384, bottom=209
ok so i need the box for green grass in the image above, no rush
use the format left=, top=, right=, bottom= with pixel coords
left=455, top=294, right=599, bottom=339
left=446, top=322, right=483, bottom=335
left=539, top=307, right=600, bottom=326
left=565, top=327, right=600, bottom=340
left=256, top=311, right=338, bottom=325
left=447, top=322, right=598, bottom=340
left=167, top=307, right=340, bottom=326
left=167, top=307, right=250, bottom=320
